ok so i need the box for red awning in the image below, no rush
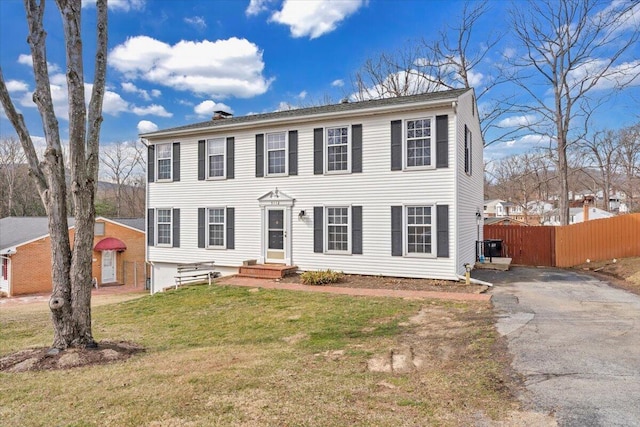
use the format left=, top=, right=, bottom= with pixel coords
left=94, top=237, right=127, bottom=252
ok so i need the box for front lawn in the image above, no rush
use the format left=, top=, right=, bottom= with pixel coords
left=1, top=284, right=519, bottom=426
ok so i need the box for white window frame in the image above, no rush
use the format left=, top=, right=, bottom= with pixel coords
left=156, top=208, right=172, bottom=247
left=265, top=131, right=288, bottom=176
left=404, top=204, right=436, bottom=258
left=325, top=206, right=351, bottom=254
left=465, top=126, right=472, bottom=176
left=94, top=222, right=105, bottom=236
left=156, top=143, right=173, bottom=181
left=207, top=207, right=226, bottom=249
left=404, top=117, right=435, bottom=170
left=206, top=138, right=226, bottom=180
left=325, top=126, right=351, bottom=174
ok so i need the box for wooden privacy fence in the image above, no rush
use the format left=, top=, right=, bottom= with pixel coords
left=485, top=213, right=640, bottom=267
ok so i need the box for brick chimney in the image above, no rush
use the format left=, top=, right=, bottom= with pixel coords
left=212, top=110, right=232, bottom=120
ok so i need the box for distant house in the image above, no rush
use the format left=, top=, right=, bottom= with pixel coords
left=543, top=206, right=614, bottom=226
left=484, top=217, right=528, bottom=226
left=0, top=217, right=145, bottom=296
left=141, top=88, right=484, bottom=293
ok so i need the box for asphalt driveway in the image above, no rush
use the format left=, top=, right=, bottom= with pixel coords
left=474, top=267, right=640, bottom=427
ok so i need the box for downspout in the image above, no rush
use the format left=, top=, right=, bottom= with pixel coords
left=457, top=274, right=493, bottom=287
left=139, top=137, right=153, bottom=294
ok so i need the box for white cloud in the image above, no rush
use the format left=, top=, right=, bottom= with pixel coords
left=569, top=59, right=640, bottom=91
left=275, top=101, right=298, bottom=112
left=331, top=79, right=344, bottom=87
left=467, top=70, right=484, bottom=87
left=184, top=16, right=207, bottom=30
left=349, top=69, right=447, bottom=101
left=497, top=114, right=537, bottom=128
left=150, top=89, right=162, bottom=97
left=131, top=104, right=172, bottom=117
left=109, top=36, right=272, bottom=98
left=246, top=0, right=274, bottom=16
left=298, top=90, right=307, bottom=99
left=5, top=80, right=29, bottom=92
left=194, top=100, right=233, bottom=118
left=270, top=0, right=365, bottom=39
left=502, top=47, right=516, bottom=59
left=82, top=0, right=145, bottom=12
left=17, top=54, right=60, bottom=72
left=137, top=120, right=158, bottom=134
left=121, top=81, right=152, bottom=101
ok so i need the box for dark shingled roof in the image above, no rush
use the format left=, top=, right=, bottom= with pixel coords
left=141, top=88, right=471, bottom=137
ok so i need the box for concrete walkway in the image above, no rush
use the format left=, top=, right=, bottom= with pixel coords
left=219, top=276, right=491, bottom=302
left=0, top=283, right=147, bottom=308
left=475, top=267, right=640, bottom=427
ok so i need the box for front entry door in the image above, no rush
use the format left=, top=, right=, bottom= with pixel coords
left=101, top=250, right=116, bottom=283
left=266, top=208, right=286, bottom=263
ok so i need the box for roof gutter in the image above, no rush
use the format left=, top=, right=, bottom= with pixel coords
left=140, top=97, right=458, bottom=140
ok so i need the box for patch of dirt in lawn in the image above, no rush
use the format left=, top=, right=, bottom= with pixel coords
left=574, top=256, right=640, bottom=295
left=279, top=273, right=488, bottom=293
left=0, top=341, right=144, bottom=373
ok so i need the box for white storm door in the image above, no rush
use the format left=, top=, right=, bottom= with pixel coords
left=265, top=207, right=287, bottom=263
left=101, top=250, right=116, bottom=283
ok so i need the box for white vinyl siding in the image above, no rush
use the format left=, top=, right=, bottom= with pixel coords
left=405, top=118, right=434, bottom=169
left=156, top=143, right=172, bottom=181
left=156, top=208, right=172, bottom=246
left=326, top=126, right=349, bottom=173
left=266, top=132, right=287, bottom=175
left=208, top=208, right=225, bottom=248
left=207, top=138, right=226, bottom=179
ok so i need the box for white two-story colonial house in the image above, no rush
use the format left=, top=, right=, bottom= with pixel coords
left=141, top=88, right=483, bottom=293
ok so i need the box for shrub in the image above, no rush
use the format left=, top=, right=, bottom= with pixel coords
left=300, top=269, right=344, bottom=286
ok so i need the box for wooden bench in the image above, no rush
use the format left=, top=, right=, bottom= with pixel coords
left=174, top=262, right=220, bottom=289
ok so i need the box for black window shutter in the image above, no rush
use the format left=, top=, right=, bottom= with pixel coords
left=256, top=134, right=264, bottom=177
left=313, top=128, right=323, bottom=175
left=390, top=120, right=402, bottom=171
left=147, top=145, right=155, bottom=183
left=226, top=207, right=235, bottom=249
left=172, top=208, right=180, bottom=248
left=464, top=125, right=469, bottom=173
left=288, top=130, right=298, bottom=175
left=436, top=115, right=448, bottom=168
left=437, top=205, right=449, bottom=257
left=469, top=130, right=472, bottom=174
left=172, top=142, right=180, bottom=181
left=227, top=137, right=235, bottom=179
left=352, top=205, right=363, bottom=254
left=391, top=206, right=402, bottom=256
left=198, top=140, right=205, bottom=180
left=352, top=124, right=362, bottom=173
left=198, top=208, right=205, bottom=248
left=147, top=208, right=155, bottom=246
left=314, top=206, right=323, bottom=253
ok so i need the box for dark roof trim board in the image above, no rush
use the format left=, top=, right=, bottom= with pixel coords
left=141, top=88, right=471, bottom=140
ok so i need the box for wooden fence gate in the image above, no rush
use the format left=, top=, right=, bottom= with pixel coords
left=484, top=225, right=556, bottom=266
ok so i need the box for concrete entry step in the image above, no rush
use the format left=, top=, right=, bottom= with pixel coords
left=475, top=257, right=512, bottom=271
left=237, top=264, right=298, bottom=279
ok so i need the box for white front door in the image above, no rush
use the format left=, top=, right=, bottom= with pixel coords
left=101, top=250, right=116, bottom=283
left=265, top=207, right=287, bottom=263
left=0, top=257, right=9, bottom=294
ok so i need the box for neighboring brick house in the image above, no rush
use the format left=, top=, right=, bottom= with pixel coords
left=0, top=217, right=145, bottom=296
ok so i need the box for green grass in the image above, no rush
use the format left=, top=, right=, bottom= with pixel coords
left=0, top=284, right=517, bottom=426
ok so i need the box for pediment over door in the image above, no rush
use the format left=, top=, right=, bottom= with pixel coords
left=258, top=188, right=295, bottom=207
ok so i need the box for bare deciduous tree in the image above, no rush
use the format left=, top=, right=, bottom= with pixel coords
left=0, top=136, right=26, bottom=216
left=579, top=129, right=621, bottom=211
left=618, top=123, right=640, bottom=211
left=505, top=0, right=640, bottom=225
left=0, top=0, right=108, bottom=349
left=100, top=141, right=145, bottom=217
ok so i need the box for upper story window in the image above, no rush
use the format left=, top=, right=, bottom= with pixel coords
left=406, top=118, right=433, bottom=168
left=156, top=143, right=172, bottom=180
left=326, top=126, right=349, bottom=172
left=208, top=208, right=226, bottom=248
left=406, top=205, right=432, bottom=255
left=266, top=132, right=287, bottom=175
left=156, top=208, right=172, bottom=246
left=207, top=138, right=226, bottom=178
left=94, top=222, right=105, bottom=236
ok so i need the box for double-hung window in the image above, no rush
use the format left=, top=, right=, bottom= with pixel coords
left=208, top=208, right=225, bottom=248
left=406, top=206, right=433, bottom=255
left=405, top=118, right=433, bottom=168
left=207, top=138, right=226, bottom=178
left=156, top=208, right=172, bottom=246
left=266, top=132, right=287, bottom=175
left=156, top=143, right=172, bottom=180
left=326, top=207, right=349, bottom=252
left=326, top=126, right=349, bottom=172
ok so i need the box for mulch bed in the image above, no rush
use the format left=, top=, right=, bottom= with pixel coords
left=278, top=273, right=487, bottom=294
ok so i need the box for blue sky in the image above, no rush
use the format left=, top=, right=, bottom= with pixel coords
left=0, top=0, right=638, bottom=161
